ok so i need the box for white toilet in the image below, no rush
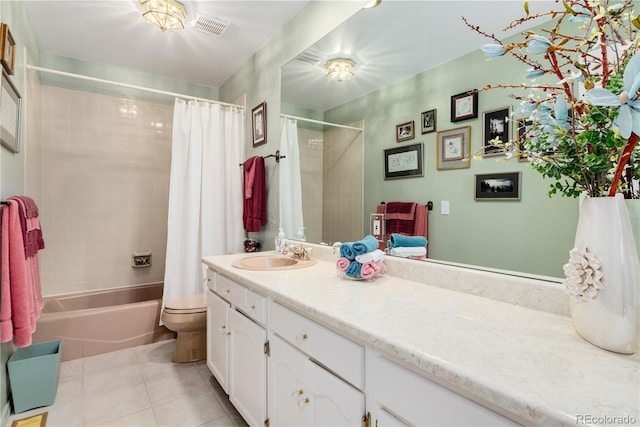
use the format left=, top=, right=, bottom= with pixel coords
left=161, top=293, right=207, bottom=363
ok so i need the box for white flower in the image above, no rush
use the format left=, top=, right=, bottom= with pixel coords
left=562, top=247, right=605, bottom=301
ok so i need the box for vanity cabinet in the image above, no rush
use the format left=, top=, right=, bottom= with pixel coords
left=365, top=350, right=518, bottom=426
left=268, top=301, right=366, bottom=426
left=206, top=271, right=268, bottom=427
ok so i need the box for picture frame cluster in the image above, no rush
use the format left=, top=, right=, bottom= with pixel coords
left=388, top=89, right=520, bottom=201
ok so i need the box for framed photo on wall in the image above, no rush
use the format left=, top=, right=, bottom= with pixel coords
left=395, top=121, right=414, bottom=142
left=252, top=101, right=267, bottom=147
left=450, top=90, right=478, bottom=122
left=482, top=106, right=511, bottom=157
left=1, top=71, right=21, bottom=153
left=421, top=109, right=436, bottom=134
left=0, top=23, right=15, bottom=75
left=436, top=126, right=470, bottom=170
left=474, top=172, right=521, bottom=200
left=384, top=142, right=423, bottom=179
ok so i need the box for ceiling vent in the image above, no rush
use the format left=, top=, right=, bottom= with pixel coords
left=295, top=49, right=323, bottom=67
left=192, top=15, right=230, bottom=37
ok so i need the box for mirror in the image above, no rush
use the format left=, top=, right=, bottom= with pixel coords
left=281, top=1, right=577, bottom=279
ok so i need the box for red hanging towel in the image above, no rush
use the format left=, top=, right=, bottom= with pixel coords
left=242, top=156, right=267, bottom=232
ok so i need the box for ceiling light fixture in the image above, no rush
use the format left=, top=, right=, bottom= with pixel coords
left=140, top=0, right=186, bottom=32
left=363, top=0, right=382, bottom=9
left=325, top=58, right=356, bottom=82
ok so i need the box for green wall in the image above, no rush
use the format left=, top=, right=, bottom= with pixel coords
left=324, top=28, right=580, bottom=278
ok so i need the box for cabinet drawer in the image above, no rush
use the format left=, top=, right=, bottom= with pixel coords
left=368, top=351, right=517, bottom=426
left=269, top=301, right=364, bottom=390
left=214, top=273, right=267, bottom=325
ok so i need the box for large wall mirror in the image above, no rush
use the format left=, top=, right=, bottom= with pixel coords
left=281, top=0, right=581, bottom=280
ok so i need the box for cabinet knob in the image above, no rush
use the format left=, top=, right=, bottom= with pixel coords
left=301, top=333, right=308, bottom=341
left=224, top=289, right=230, bottom=294
left=247, top=304, right=256, bottom=310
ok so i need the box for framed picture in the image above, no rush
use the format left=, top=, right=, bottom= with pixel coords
left=436, top=126, right=470, bottom=170
left=421, top=109, right=437, bottom=134
left=0, top=23, right=15, bottom=75
left=482, top=106, right=511, bottom=157
left=450, top=90, right=478, bottom=122
left=474, top=172, right=521, bottom=200
left=384, top=142, right=423, bottom=179
left=516, top=118, right=533, bottom=162
left=395, top=121, right=414, bottom=142
left=252, top=101, right=267, bottom=147
left=1, top=71, right=21, bottom=153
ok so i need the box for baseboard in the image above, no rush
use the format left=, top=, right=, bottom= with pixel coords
left=1, top=399, right=10, bottom=427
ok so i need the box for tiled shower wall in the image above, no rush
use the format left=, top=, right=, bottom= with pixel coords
left=297, top=121, right=363, bottom=245
left=322, top=122, right=364, bottom=244
left=38, top=86, right=172, bottom=296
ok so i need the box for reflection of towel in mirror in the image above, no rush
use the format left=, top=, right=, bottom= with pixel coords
left=387, top=233, right=427, bottom=249
left=385, top=202, right=416, bottom=234
left=389, top=246, right=427, bottom=258
left=242, top=157, right=267, bottom=232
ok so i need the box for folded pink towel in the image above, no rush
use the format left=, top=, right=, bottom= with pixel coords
left=336, top=257, right=350, bottom=271
left=360, top=262, right=378, bottom=279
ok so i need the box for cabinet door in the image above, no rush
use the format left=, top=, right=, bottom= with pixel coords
left=206, top=290, right=229, bottom=393
left=306, top=358, right=365, bottom=426
left=269, top=334, right=365, bottom=427
left=229, top=308, right=267, bottom=427
left=269, top=334, right=312, bottom=426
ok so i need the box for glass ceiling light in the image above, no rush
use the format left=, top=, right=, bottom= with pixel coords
left=141, top=0, right=186, bottom=32
left=325, top=58, right=356, bottom=82
left=363, top=0, right=382, bottom=9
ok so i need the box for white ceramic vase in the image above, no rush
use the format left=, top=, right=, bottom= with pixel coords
left=564, top=195, right=640, bottom=354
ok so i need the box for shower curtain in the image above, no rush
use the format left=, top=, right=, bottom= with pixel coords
left=279, top=117, right=304, bottom=240
left=163, top=99, right=244, bottom=308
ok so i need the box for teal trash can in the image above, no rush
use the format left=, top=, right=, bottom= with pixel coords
left=7, top=340, right=62, bottom=413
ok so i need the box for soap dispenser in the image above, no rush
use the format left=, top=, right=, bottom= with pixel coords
left=275, top=228, right=287, bottom=254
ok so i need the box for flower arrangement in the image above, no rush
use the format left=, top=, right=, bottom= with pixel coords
left=464, top=0, right=640, bottom=198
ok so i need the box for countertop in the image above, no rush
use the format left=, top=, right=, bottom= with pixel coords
left=202, top=248, right=640, bottom=427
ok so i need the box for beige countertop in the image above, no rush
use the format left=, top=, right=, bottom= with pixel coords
left=202, top=246, right=639, bottom=427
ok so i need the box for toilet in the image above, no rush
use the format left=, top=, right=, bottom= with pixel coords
left=161, top=293, right=207, bottom=363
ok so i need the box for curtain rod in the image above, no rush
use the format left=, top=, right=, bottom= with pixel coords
left=281, top=114, right=363, bottom=132
left=27, top=65, right=244, bottom=109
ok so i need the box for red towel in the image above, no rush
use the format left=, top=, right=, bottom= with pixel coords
left=242, top=157, right=267, bottom=232
left=1, top=202, right=39, bottom=347
left=9, top=196, right=45, bottom=257
left=385, top=202, right=417, bottom=235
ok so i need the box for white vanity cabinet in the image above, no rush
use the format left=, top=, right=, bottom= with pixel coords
left=206, top=271, right=268, bottom=427
left=366, top=350, right=518, bottom=426
left=268, top=301, right=366, bottom=426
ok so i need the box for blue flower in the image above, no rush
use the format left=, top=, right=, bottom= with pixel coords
left=525, top=67, right=544, bottom=79
left=568, top=5, right=591, bottom=23
left=481, top=43, right=506, bottom=59
left=527, top=35, right=552, bottom=55
left=587, top=53, right=640, bottom=138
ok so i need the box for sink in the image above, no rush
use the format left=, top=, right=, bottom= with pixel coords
left=232, top=255, right=317, bottom=271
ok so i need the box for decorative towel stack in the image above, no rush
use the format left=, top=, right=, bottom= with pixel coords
left=336, top=235, right=386, bottom=280
left=386, top=233, right=428, bottom=260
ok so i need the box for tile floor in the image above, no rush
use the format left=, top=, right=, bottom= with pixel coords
left=6, top=340, right=248, bottom=427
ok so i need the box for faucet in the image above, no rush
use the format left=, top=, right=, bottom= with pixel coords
left=284, top=243, right=312, bottom=260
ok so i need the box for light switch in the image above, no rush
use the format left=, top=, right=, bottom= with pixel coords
left=441, top=200, right=450, bottom=215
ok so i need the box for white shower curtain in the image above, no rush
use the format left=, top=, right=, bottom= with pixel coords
left=279, top=117, right=304, bottom=239
left=163, top=99, right=244, bottom=308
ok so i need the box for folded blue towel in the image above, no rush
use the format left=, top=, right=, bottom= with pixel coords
left=387, top=233, right=427, bottom=249
left=345, top=261, right=363, bottom=278
left=340, top=235, right=379, bottom=260
left=340, top=244, right=357, bottom=260
left=352, top=235, right=379, bottom=255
